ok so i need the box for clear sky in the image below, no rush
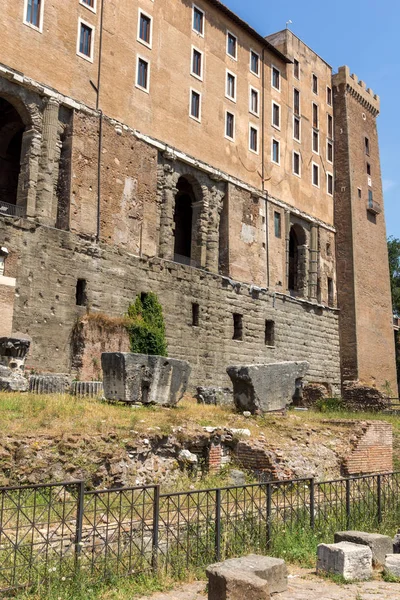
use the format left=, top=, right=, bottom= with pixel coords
left=223, top=0, right=399, bottom=238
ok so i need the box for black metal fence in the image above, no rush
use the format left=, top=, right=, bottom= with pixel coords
left=1, top=472, right=400, bottom=593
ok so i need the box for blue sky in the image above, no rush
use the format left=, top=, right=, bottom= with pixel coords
left=224, top=0, right=399, bottom=238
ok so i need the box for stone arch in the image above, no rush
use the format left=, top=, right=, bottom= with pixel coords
left=0, top=98, right=26, bottom=210
left=289, top=223, right=308, bottom=296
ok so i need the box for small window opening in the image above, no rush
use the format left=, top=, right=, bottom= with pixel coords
left=328, top=278, right=334, bottom=307
left=367, top=163, right=371, bottom=175
left=192, top=303, right=199, bottom=327
left=265, top=320, right=275, bottom=346
left=233, top=313, right=243, bottom=341
left=365, top=137, right=370, bottom=155
left=358, top=188, right=362, bottom=198
left=326, top=242, right=332, bottom=256
left=274, top=212, right=281, bottom=237
left=76, top=279, right=87, bottom=306
left=293, top=59, right=300, bottom=79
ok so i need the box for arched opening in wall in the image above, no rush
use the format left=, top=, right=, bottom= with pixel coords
left=173, top=176, right=195, bottom=265
left=288, top=224, right=307, bottom=296
left=0, top=98, right=25, bottom=216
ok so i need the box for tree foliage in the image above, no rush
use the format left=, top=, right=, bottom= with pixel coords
left=388, top=236, right=400, bottom=316
left=126, top=292, right=168, bottom=357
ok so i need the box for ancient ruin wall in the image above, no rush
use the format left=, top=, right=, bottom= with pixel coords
left=1, top=219, right=341, bottom=390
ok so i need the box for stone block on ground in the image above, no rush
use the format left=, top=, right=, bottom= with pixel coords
left=317, top=542, right=372, bottom=581
left=71, top=381, right=104, bottom=398
left=29, top=374, right=72, bottom=394
left=226, top=361, right=309, bottom=414
left=206, top=555, right=287, bottom=598
left=207, top=566, right=269, bottom=600
left=385, top=554, right=400, bottom=578
left=334, top=530, right=393, bottom=566
left=102, top=352, right=191, bottom=406
left=0, top=365, right=28, bottom=392
left=196, top=386, right=233, bottom=406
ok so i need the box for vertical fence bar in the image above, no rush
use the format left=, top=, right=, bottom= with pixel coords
left=152, top=485, right=160, bottom=572
left=74, top=481, right=85, bottom=568
left=377, top=475, right=382, bottom=524
left=215, top=488, right=221, bottom=562
left=346, top=478, right=351, bottom=529
left=309, top=478, right=315, bottom=530
left=266, top=483, right=272, bottom=550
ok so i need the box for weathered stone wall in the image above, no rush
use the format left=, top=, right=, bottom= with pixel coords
left=343, top=421, right=393, bottom=476
left=0, top=219, right=340, bottom=390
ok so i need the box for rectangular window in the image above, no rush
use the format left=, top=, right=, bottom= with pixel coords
left=328, top=278, right=334, bottom=307
left=76, top=279, right=87, bottom=306
left=138, top=11, right=152, bottom=46
left=272, top=102, right=280, bottom=129
left=250, top=50, right=260, bottom=76
left=191, top=47, right=203, bottom=79
left=78, top=20, right=94, bottom=61
left=81, top=0, right=95, bottom=8
left=233, top=313, right=243, bottom=341
left=294, top=58, right=300, bottom=79
left=312, top=163, right=319, bottom=187
left=192, top=303, right=199, bottom=327
left=250, top=87, right=259, bottom=116
left=294, top=89, right=300, bottom=115
left=368, top=189, right=373, bottom=203
left=365, top=137, right=370, bottom=155
left=193, top=5, right=204, bottom=35
left=327, top=114, right=333, bottom=138
left=293, top=116, right=300, bottom=141
left=190, top=90, right=201, bottom=121
left=312, top=73, right=318, bottom=94
left=274, top=212, right=281, bottom=238
left=225, top=111, right=235, bottom=140
left=249, top=126, right=258, bottom=153
left=312, top=130, right=319, bottom=154
left=272, top=66, right=280, bottom=91
left=367, top=162, right=371, bottom=175
left=327, top=86, right=332, bottom=105
left=327, top=141, right=333, bottom=163
left=227, top=31, right=237, bottom=59
left=265, top=320, right=275, bottom=346
left=226, top=71, right=236, bottom=101
left=272, top=138, right=280, bottom=164
left=358, top=188, right=362, bottom=199
left=293, top=151, right=301, bottom=176
left=136, top=57, right=150, bottom=91
left=327, top=173, right=333, bottom=195
left=25, top=0, right=42, bottom=28
left=312, top=103, right=319, bottom=128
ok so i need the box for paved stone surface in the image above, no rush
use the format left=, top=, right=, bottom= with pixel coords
left=134, top=568, right=400, bottom=599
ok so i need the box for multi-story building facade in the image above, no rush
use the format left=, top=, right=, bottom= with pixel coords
left=0, top=0, right=396, bottom=394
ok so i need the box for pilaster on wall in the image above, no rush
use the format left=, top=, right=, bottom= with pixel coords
left=36, top=97, right=61, bottom=226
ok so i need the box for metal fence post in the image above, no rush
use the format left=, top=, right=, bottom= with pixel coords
left=215, top=488, right=221, bottom=562
left=346, top=477, right=351, bottom=529
left=377, top=475, right=382, bottom=524
left=266, top=483, right=272, bottom=550
left=309, top=478, right=315, bottom=530
left=152, top=485, right=160, bottom=572
left=74, top=481, right=85, bottom=568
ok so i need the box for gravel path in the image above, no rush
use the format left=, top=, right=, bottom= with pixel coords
left=135, top=568, right=400, bottom=600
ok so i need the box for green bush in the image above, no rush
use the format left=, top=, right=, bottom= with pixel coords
left=315, top=396, right=344, bottom=413
left=126, top=292, right=168, bottom=357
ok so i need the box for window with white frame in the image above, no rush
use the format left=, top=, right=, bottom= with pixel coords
left=250, top=50, right=260, bottom=76
left=312, top=73, right=318, bottom=94
left=136, top=56, right=150, bottom=92
left=249, top=126, right=258, bottom=153
left=327, top=86, right=332, bottom=106
left=271, top=66, right=280, bottom=91
left=24, top=0, right=43, bottom=30
left=249, top=87, right=259, bottom=116
left=312, top=130, right=319, bottom=154
left=227, top=31, right=237, bottom=59
left=327, top=114, right=333, bottom=138
left=190, top=89, right=201, bottom=121
left=294, top=88, right=300, bottom=115
left=192, top=5, right=204, bottom=35
left=272, top=102, right=280, bottom=129
left=77, top=19, right=94, bottom=61
left=80, top=0, right=96, bottom=12
left=293, top=151, right=301, bottom=176
left=225, top=111, right=235, bottom=140
left=272, top=139, right=280, bottom=164
left=327, top=140, right=333, bottom=163
left=191, top=47, right=203, bottom=80
left=226, top=71, right=236, bottom=101
left=327, top=172, right=333, bottom=195
left=312, top=162, right=319, bottom=187
left=293, top=116, right=301, bottom=142
left=138, top=11, right=152, bottom=47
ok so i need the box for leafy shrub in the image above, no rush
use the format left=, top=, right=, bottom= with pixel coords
left=315, top=396, right=344, bottom=413
left=126, top=293, right=168, bottom=357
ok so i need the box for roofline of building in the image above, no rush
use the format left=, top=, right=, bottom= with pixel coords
left=206, top=0, right=292, bottom=63
left=267, top=28, right=332, bottom=69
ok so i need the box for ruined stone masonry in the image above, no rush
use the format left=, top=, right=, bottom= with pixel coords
left=0, top=1, right=396, bottom=394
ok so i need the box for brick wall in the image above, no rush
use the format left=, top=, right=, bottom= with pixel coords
left=343, top=421, right=393, bottom=476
